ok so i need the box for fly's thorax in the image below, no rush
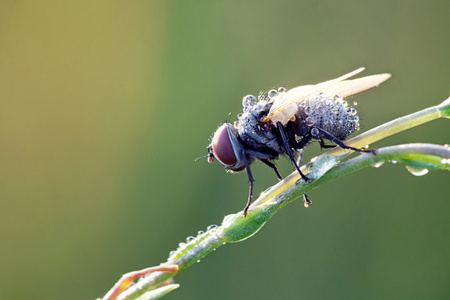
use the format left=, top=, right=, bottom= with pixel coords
left=293, top=93, right=360, bottom=140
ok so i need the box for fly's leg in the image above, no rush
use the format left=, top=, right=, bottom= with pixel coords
left=242, top=154, right=255, bottom=217
left=318, top=137, right=337, bottom=149
left=276, top=122, right=310, bottom=182
left=260, top=159, right=283, bottom=180
left=314, top=127, right=376, bottom=154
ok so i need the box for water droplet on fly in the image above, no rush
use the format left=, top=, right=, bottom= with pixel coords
left=268, top=89, right=278, bottom=98
left=242, top=95, right=257, bottom=108
left=311, top=127, right=320, bottom=137
left=405, top=166, right=429, bottom=176
left=305, top=106, right=313, bottom=115
left=316, top=105, right=325, bottom=114
left=333, top=94, right=343, bottom=102
left=305, top=117, right=315, bottom=126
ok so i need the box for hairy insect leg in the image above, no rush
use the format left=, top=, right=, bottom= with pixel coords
left=242, top=154, right=255, bottom=217
left=276, top=122, right=310, bottom=182
left=318, top=138, right=337, bottom=149
left=260, top=159, right=283, bottom=180
left=315, top=127, right=376, bottom=154
left=294, top=149, right=304, bottom=167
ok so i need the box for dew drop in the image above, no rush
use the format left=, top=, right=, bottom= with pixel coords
left=178, top=242, right=186, bottom=248
left=349, top=107, right=357, bottom=115
left=242, top=95, right=257, bottom=108
left=186, top=236, right=195, bottom=242
left=324, top=119, right=333, bottom=127
left=406, top=166, right=429, bottom=176
left=305, top=105, right=313, bottom=115
left=372, top=161, right=384, bottom=168
left=342, top=100, right=348, bottom=107
left=332, top=107, right=340, bottom=114
left=268, top=89, right=278, bottom=98
left=391, top=160, right=397, bottom=164
left=197, top=230, right=204, bottom=235
left=278, top=86, right=287, bottom=93
left=207, top=224, right=218, bottom=230
left=333, top=94, right=343, bottom=102
left=311, top=127, right=320, bottom=137
left=353, top=101, right=358, bottom=106
left=258, top=94, right=267, bottom=101
left=305, top=117, right=315, bottom=126
left=316, top=105, right=325, bottom=114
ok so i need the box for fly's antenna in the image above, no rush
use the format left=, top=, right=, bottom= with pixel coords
left=194, top=155, right=208, bottom=162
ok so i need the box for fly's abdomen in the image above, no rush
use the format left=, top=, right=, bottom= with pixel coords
left=294, top=93, right=360, bottom=140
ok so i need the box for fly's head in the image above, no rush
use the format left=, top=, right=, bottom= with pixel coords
left=207, top=123, right=246, bottom=172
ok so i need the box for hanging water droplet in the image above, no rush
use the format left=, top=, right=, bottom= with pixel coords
left=406, top=166, right=429, bottom=176
left=372, top=161, right=384, bottom=168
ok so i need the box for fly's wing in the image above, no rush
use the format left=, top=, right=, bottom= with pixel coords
left=321, top=73, right=391, bottom=98
left=264, top=68, right=391, bottom=126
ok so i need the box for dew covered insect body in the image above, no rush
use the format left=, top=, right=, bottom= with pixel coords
left=207, top=68, right=391, bottom=216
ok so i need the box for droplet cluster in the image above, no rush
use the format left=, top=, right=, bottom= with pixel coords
left=298, top=92, right=360, bottom=140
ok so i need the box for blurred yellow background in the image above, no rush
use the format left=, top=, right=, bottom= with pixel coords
left=1, top=1, right=449, bottom=299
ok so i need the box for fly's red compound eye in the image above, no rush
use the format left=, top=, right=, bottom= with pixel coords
left=211, top=124, right=237, bottom=166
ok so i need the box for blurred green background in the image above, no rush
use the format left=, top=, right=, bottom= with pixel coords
left=1, top=1, right=449, bottom=299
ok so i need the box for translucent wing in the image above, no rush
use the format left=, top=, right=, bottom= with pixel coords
left=264, top=68, right=391, bottom=126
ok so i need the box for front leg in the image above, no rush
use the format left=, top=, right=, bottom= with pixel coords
left=242, top=153, right=255, bottom=217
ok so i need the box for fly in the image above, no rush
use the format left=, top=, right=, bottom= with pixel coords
left=207, top=67, right=391, bottom=216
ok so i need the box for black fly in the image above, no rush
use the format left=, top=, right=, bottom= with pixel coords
left=207, top=68, right=390, bottom=216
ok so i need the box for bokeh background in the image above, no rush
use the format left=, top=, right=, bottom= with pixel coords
left=1, top=1, right=449, bottom=299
